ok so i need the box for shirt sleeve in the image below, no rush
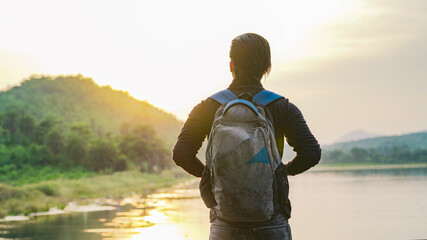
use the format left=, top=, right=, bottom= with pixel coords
left=280, top=101, right=322, bottom=176
left=172, top=99, right=217, bottom=177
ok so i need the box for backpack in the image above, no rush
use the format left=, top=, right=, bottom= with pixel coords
left=201, top=89, right=284, bottom=222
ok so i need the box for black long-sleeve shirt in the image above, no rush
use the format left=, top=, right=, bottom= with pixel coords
left=173, top=77, right=321, bottom=177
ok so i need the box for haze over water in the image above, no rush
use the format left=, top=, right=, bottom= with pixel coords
left=2, top=167, right=426, bottom=240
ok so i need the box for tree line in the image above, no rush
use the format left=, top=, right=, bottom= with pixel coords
left=0, top=109, right=172, bottom=184
left=322, top=145, right=427, bottom=164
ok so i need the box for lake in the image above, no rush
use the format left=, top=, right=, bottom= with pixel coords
left=1, top=167, right=427, bottom=240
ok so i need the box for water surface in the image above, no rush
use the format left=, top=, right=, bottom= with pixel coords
left=1, top=167, right=427, bottom=240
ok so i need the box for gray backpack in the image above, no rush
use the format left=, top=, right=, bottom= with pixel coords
left=203, top=89, right=283, bottom=222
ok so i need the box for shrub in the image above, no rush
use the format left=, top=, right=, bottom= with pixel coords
left=36, top=183, right=58, bottom=196
left=0, top=184, right=24, bottom=201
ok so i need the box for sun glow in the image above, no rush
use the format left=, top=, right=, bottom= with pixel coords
left=0, top=0, right=362, bottom=120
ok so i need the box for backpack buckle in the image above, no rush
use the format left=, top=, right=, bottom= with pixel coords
left=238, top=92, right=253, bottom=101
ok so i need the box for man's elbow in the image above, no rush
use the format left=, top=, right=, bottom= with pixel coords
left=302, top=147, right=321, bottom=167
left=172, top=149, right=185, bottom=167
left=311, top=147, right=322, bottom=166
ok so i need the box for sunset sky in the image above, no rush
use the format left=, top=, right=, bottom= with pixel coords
left=0, top=0, right=426, bottom=144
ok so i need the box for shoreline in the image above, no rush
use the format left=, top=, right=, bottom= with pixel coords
left=0, top=179, right=198, bottom=223
left=0, top=205, right=117, bottom=223
left=310, top=163, right=427, bottom=172
left=0, top=169, right=192, bottom=222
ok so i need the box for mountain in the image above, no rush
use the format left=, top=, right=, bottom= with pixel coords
left=325, top=131, right=427, bottom=152
left=0, top=75, right=182, bottom=145
left=333, top=130, right=382, bottom=144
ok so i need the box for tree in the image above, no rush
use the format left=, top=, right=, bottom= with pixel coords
left=19, top=115, right=35, bottom=137
left=65, top=123, right=93, bottom=165
left=2, top=110, right=19, bottom=136
left=32, top=116, right=61, bottom=145
left=9, top=145, right=30, bottom=168
left=46, top=129, right=64, bottom=156
left=350, top=148, right=368, bottom=163
left=120, top=124, right=154, bottom=171
left=86, top=136, right=119, bottom=171
left=119, top=123, right=169, bottom=173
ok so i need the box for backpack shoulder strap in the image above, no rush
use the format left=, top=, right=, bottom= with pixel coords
left=253, top=90, right=283, bottom=106
left=209, top=89, right=238, bottom=105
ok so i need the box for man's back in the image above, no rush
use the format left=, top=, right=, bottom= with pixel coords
left=173, top=77, right=321, bottom=179
left=172, top=33, right=321, bottom=240
left=173, top=77, right=321, bottom=219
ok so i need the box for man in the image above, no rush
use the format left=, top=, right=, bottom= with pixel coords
left=173, top=33, right=321, bottom=240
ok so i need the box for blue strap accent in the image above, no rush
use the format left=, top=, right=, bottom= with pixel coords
left=209, top=90, right=238, bottom=105
left=223, top=99, right=259, bottom=116
left=253, top=90, right=283, bottom=106
left=246, top=147, right=270, bottom=164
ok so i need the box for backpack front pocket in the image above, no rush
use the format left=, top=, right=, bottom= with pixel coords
left=200, top=166, right=216, bottom=208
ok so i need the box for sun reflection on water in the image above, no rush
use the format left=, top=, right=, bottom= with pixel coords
left=142, top=209, right=167, bottom=224
left=84, top=181, right=209, bottom=240
left=130, top=224, right=189, bottom=240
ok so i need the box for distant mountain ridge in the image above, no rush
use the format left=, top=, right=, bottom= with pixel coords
left=325, top=131, right=427, bottom=152
left=0, top=75, right=183, bottom=145
left=333, top=130, right=382, bottom=144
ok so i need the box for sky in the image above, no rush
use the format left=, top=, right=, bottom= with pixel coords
left=0, top=0, right=426, bottom=144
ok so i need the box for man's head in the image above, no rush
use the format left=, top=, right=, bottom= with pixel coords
left=229, top=33, right=271, bottom=79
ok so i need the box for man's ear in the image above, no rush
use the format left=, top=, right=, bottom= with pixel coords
left=229, top=61, right=234, bottom=73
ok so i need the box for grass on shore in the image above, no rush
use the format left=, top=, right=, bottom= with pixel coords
left=0, top=168, right=191, bottom=218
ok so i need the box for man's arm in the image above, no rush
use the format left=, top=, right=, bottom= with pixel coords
left=172, top=99, right=217, bottom=177
left=279, top=101, right=321, bottom=176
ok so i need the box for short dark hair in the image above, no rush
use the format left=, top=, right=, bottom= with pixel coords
left=229, top=33, right=271, bottom=79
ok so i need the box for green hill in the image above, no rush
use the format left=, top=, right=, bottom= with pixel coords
left=322, top=131, right=427, bottom=164
left=324, top=131, right=427, bottom=152
left=0, top=75, right=182, bottom=145
left=0, top=75, right=185, bottom=184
